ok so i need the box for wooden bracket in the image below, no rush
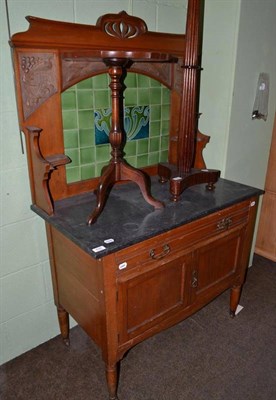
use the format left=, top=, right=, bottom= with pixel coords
left=25, top=126, right=70, bottom=214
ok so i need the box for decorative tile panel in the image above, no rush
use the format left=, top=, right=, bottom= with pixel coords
left=62, top=72, right=170, bottom=184
left=95, top=105, right=149, bottom=145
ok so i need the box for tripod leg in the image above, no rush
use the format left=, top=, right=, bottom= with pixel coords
left=121, top=162, right=164, bottom=209
left=87, top=163, right=115, bottom=225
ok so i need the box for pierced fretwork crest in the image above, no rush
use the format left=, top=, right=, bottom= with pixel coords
left=96, top=10, right=148, bottom=39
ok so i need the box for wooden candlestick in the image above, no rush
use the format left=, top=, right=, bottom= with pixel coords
left=158, top=0, right=220, bottom=200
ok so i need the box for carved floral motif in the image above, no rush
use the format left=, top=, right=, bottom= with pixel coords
left=19, top=53, right=57, bottom=119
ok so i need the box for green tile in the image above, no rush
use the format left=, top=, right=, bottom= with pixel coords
left=79, top=128, right=94, bottom=147
left=77, top=78, right=93, bottom=89
left=161, top=135, right=169, bottom=150
left=124, top=88, right=138, bottom=106
left=62, top=110, right=78, bottom=130
left=78, top=110, right=94, bottom=129
left=149, top=88, right=162, bottom=105
left=137, top=74, right=150, bottom=87
left=125, top=73, right=137, bottom=88
left=66, top=84, right=77, bottom=92
left=94, top=90, right=110, bottom=108
left=150, top=121, right=161, bottom=137
left=80, top=164, right=95, bottom=180
left=137, top=88, right=150, bottom=105
left=62, top=91, right=76, bottom=110
left=150, top=105, right=161, bottom=121
left=124, top=140, right=137, bottom=156
left=96, top=161, right=109, bottom=176
left=162, top=87, right=171, bottom=104
left=149, top=137, right=160, bottom=153
left=162, top=120, right=170, bottom=134
left=137, top=139, right=149, bottom=154
left=77, top=90, right=94, bottom=109
left=150, top=78, right=162, bottom=87
left=125, top=155, right=137, bottom=167
left=66, top=166, right=80, bottom=183
left=93, top=73, right=109, bottom=89
left=66, top=148, right=80, bottom=167
left=160, top=149, right=168, bottom=163
left=161, top=104, right=170, bottom=120
left=148, top=152, right=159, bottom=165
left=63, top=129, right=79, bottom=149
left=80, top=147, right=94, bottom=164
left=96, top=144, right=111, bottom=162
left=137, top=154, right=149, bottom=167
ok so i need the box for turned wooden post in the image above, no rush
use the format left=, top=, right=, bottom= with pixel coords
left=108, top=62, right=126, bottom=168
left=157, top=0, right=220, bottom=200
left=87, top=58, right=163, bottom=225
left=178, top=0, right=202, bottom=173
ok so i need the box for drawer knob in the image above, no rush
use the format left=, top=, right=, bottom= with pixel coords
left=149, top=244, right=170, bottom=260
left=217, top=217, right=232, bottom=230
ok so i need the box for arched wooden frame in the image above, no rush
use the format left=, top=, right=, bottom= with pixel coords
left=10, top=11, right=185, bottom=215
left=10, top=1, right=219, bottom=218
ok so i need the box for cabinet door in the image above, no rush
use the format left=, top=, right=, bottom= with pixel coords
left=190, top=227, right=246, bottom=304
left=117, top=253, right=192, bottom=344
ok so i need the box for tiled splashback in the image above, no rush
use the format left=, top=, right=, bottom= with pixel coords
left=62, top=72, right=171, bottom=183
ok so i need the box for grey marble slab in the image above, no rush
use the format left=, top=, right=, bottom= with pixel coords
left=31, top=177, right=263, bottom=259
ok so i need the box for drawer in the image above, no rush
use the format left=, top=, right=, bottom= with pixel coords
left=115, top=199, right=251, bottom=275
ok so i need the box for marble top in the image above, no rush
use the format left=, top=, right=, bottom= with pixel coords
left=31, top=177, right=263, bottom=259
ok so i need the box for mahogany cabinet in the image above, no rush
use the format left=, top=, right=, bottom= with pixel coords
left=38, top=178, right=262, bottom=399
left=9, top=2, right=263, bottom=398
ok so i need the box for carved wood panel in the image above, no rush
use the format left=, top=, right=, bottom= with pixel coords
left=62, top=57, right=182, bottom=93
left=129, top=62, right=173, bottom=89
left=18, top=52, right=58, bottom=120
left=61, top=57, right=107, bottom=90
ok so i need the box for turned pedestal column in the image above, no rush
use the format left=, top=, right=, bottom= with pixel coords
left=87, top=58, right=163, bottom=225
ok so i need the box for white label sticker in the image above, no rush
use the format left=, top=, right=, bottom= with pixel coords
left=250, top=201, right=256, bottom=207
left=235, top=304, right=244, bottom=315
left=92, top=245, right=106, bottom=253
left=104, top=238, right=115, bottom=244
left=118, top=262, right=127, bottom=270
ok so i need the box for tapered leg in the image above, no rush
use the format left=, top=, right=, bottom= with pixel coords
left=120, top=161, right=164, bottom=209
left=230, top=285, right=242, bottom=318
left=57, top=307, right=70, bottom=346
left=87, top=163, right=115, bottom=225
left=106, top=363, right=119, bottom=400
